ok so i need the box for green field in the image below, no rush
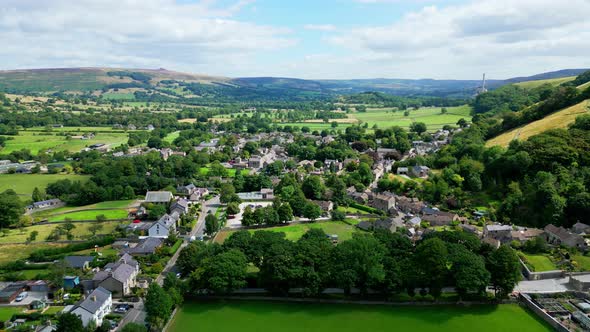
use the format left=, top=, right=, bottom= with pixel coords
left=216, top=221, right=361, bottom=243
left=514, top=76, right=576, bottom=89
left=0, top=243, right=66, bottom=265
left=0, top=174, right=91, bottom=196
left=33, top=200, right=135, bottom=219
left=487, top=99, right=590, bottom=147
left=199, top=167, right=249, bottom=177
left=520, top=253, right=557, bottom=272
left=573, top=255, right=590, bottom=271
left=101, top=92, right=135, bottom=100
left=0, top=221, right=123, bottom=244
left=164, top=131, right=180, bottom=143
left=1, top=130, right=128, bottom=154
left=276, top=122, right=353, bottom=131
left=47, top=209, right=129, bottom=222
left=169, top=301, right=550, bottom=332
left=352, top=105, right=472, bottom=131
left=0, top=307, right=26, bottom=321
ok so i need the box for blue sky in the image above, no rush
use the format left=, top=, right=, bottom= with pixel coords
left=1, top=0, right=589, bottom=79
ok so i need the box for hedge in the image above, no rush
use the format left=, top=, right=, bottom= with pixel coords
left=28, top=236, right=116, bottom=262
left=349, top=203, right=381, bottom=215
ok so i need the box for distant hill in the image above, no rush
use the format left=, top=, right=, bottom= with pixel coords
left=486, top=99, right=590, bottom=147
left=514, top=76, right=577, bottom=89
left=505, top=69, right=589, bottom=84
left=0, top=67, right=586, bottom=100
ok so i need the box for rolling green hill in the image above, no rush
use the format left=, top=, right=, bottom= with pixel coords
left=514, top=76, right=576, bottom=89
left=486, top=99, right=590, bottom=147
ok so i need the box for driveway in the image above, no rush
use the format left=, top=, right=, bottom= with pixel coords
left=226, top=202, right=273, bottom=229
left=10, top=291, right=47, bottom=305
left=515, top=277, right=571, bottom=293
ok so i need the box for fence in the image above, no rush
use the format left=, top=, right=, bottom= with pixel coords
left=520, top=258, right=565, bottom=280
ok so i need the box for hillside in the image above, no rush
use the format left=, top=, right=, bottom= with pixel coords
left=505, top=69, right=589, bottom=83
left=514, top=76, right=576, bottom=89
left=486, top=99, right=590, bottom=147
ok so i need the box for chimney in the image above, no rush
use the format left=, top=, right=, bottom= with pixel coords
left=91, top=295, right=97, bottom=302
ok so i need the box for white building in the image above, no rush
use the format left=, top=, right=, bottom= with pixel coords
left=70, top=287, right=112, bottom=327
left=148, top=213, right=178, bottom=238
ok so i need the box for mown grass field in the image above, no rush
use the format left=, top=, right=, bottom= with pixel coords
left=572, top=255, right=590, bottom=271
left=486, top=99, right=590, bottom=147
left=169, top=301, right=550, bottom=332
left=46, top=209, right=129, bottom=222
left=0, top=307, right=26, bottom=321
left=199, top=167, right=249, bottom=177
left=215, top=221, right=361, bottom=243
left=0, top=174, right=91, bottom=196
left=514, top=76, right=576, bottom=89
left=352, top=105, right=472, bottom=131
left=164, top=131, right=180, bottom=143
left=0, top=221, right=123, bottom=244
left=0, top=243, right=66, bottom=265
left=520, top=253, right=557, bottom=272
left=33, top=200, right=135, bottom=218
left=1, top=130, right=129, bottom=154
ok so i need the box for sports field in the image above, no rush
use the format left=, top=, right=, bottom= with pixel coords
left=0, top=174, right=91, bottom=196
left=169, top=301, right=550, bottom=332
left=1, top=130, right=128, bottom=154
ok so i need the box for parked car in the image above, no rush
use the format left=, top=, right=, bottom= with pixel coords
left=114, top=304, right=130, bottom=313
left=15, top=292, right=28, bottom=302
left=63, top=293, right=70, bottom=300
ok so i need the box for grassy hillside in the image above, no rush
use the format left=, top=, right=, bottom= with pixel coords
left=486, top=99, right=590, bottom=147
left=514, top=76, right=576, bottom=89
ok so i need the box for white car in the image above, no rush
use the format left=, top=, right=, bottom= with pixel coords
left=15, top=292, right=27, bottom=302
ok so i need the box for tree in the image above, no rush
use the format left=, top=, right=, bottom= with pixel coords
left=302, top=203, right=322, bottom=221
left=89, top=222, right=104, bottom=237
left=457, top=118, right=468, bottom=128
left=198, top=249, right=248, bottom=294
left=26, top=230, right=39, bottom=243
left=148, top=204, right=166, bottom=220
left=301, top=176, right=325, bottom=200
left=277, top=203, right=293, bottom=223
left=488, top=245, right=521, bottom=298
left=55, top=313, right=85, bottom=332
left=413, top=238, right=448, bottom=297
left=219, top=183, right=237, bottom=204
left=441, top=107, right=448, bottom=114
left=121, top=323, right=147, bottom=332
left=226, top=202, right=240, bottom=216
left=145, top=283, right=173, bottom=330
left=450, top=246, right=490, bottom=298
left=0, top=190, right=24, bottom=228
left=331, top=234, right=386, bottom=295
left=410, top=122, right=427, bottom=135
left=205, top=214, right=220, bottom=235
left=32, top=187, right=43, bottom=202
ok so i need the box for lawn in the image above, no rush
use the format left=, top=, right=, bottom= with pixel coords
left=169, top=301, right=551, bottom=332
left=47, top=209, right=128, bottom=222
left=352, top=105, right=472, bottom=131
left=0, top=174, right=91, bottom=196
left=520, top=253, right=557, bottom=272
left=43, top=306, right=65, bottom=315
left=199, top=167, right=249, bottom=177
left=0, top=243, right=66, bottom=265
left=33, top=200, right=135, bottom=218
left=486, top=99, right=589, bottom=147
left=215, top=221, right=360, bottom=243
left=0, top=307, right=26, bottom=321
left=1, top=129, right=128, bottom=154
left=164, top=131, right=180, bottom=143
left=572, top=255, right=590, bottom=271
left=0, top=221, right=124, bottom=244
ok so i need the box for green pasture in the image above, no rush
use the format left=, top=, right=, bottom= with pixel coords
left=164, top=131, right=180, bottom=143
left=0, top=174, right=91, bottom=196
left=216, top=221, right=361, bottom=243
left=0, top=243, right=66, bottom=265
left=169, top=301, right=550, bottom=332
left=46, top=209, right=128, bottom=222
left=1, top=130, right=128, bottom=154
left=352, top=105, right=472, bottom=131
left=0, top=221, right=123, bottom=244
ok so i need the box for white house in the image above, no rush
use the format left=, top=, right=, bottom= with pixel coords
left=70, top=287, right=112, bottom=327
left=148, top=213, right=177, bottom=238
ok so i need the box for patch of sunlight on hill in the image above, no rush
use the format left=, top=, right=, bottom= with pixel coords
left=486, top=99, right=590, bottom=147
left=514, top=76, right=576, bottom=89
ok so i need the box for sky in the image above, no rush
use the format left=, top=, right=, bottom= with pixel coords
left=1, top=0, right=589, bottom=80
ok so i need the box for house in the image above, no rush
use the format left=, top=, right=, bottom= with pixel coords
left=397, top=167, right=409, bottom=176
left=460, top=223, right=478, bottom=234
left=483, top=225, right=513, bottom=243
left=374, top=218, right=404, bottom=233
left=421, top=212, right=459, bottom=227
left=410, top=166, right=430, bottom=178
left=64, top=276, right=80, bottom=289
left=396, top=196, right=426, bottom=215
left=313, top=200, right=334, bottom=214
left=144, top=191, right=173, bottom=204
left=510, top=228, right=544, bottom=243
left=544, top=224, right=586, bottom=249
left=26, top=198, right=65, bottom=213
left=69, top=287, right=112, bottom=327
left=170, top=198, right=190, bottom=215
left=324, top=159, right=343, bottom=172
left=0, top=283, right=26, bottom=303
left=407, top=217, right=422, bottom=228
left=572, top=222, right=590, bottom=235
left=177, top=184, right=197, bottom=196
left=29, top=300, right=46, bottom=310
left=64, top=256, right=95, bottom=270
left=27, top=280, right=49, bottom=293
left=482, top=237, right=501, bottom=249
left=261, top=188, right=274, bottom=200
left=189, top=187, right=209, bottom=201
left=356, top=221, right=373, bottom=231
left=160, top=148, right=173, bottom=161
left=372, top=193, right=396, bottom=212
left=92, top=256, right=139, bottom=297
left=122, top=237, right=164, bottom=256
left=148, top=213, right=177, bottom=238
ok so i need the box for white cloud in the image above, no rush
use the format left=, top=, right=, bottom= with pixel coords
left=304, top=24, right=337, bottom=32
left=322, top=0, right=590, bottom=79
left=0, top=0, right=295, bottom=75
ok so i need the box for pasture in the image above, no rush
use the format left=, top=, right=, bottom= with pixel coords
left=486, top=99, right=590, bottom=147
left=46, top=209, right=128, bottom=222
left=351, top=105, right=472, bottom=131
left=514, top=76, right=576, bottom=89
left=0, top=221, right=124, bottom=244
left=0, top=243, right=66, bottom=265
left=215, top=221, right=362, bottom=243
left=1, top=129, right=128, bottom=154
left=33, top=200, right=135, bottom=220
left=169, top=301, right=550, bottom=332
left=0, top=174, right=91, bottom=196
left=164, top=131, right=180, bottom=143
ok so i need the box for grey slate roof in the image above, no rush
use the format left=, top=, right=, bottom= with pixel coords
left=122, top=237, right=164, bottom=255
left=77, top=287, right=111, bottom=314
left=64, top=256, right=95, bottom=269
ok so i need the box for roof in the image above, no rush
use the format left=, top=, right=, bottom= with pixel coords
left=545, top=224, right=585, bottom=245
left=122, top=237, right=163, bottom=255
left=172, top=198, right=190, bottom=209
left=94, top=262, right=136, bottom=284
left=75, top=287, right=111, bottom=315
left=144, top=191, right=173, bottom=203
left=0, top=283, right=25, bottom=298
left=407, top=217, right=421, bottom=226
left=32, top=198, right=62, bottom=208
left=64, top=256, right=94, bottom=269
left=485, top=225, right=513, bottom=232
left=356, top=221, right=373, bottom=231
